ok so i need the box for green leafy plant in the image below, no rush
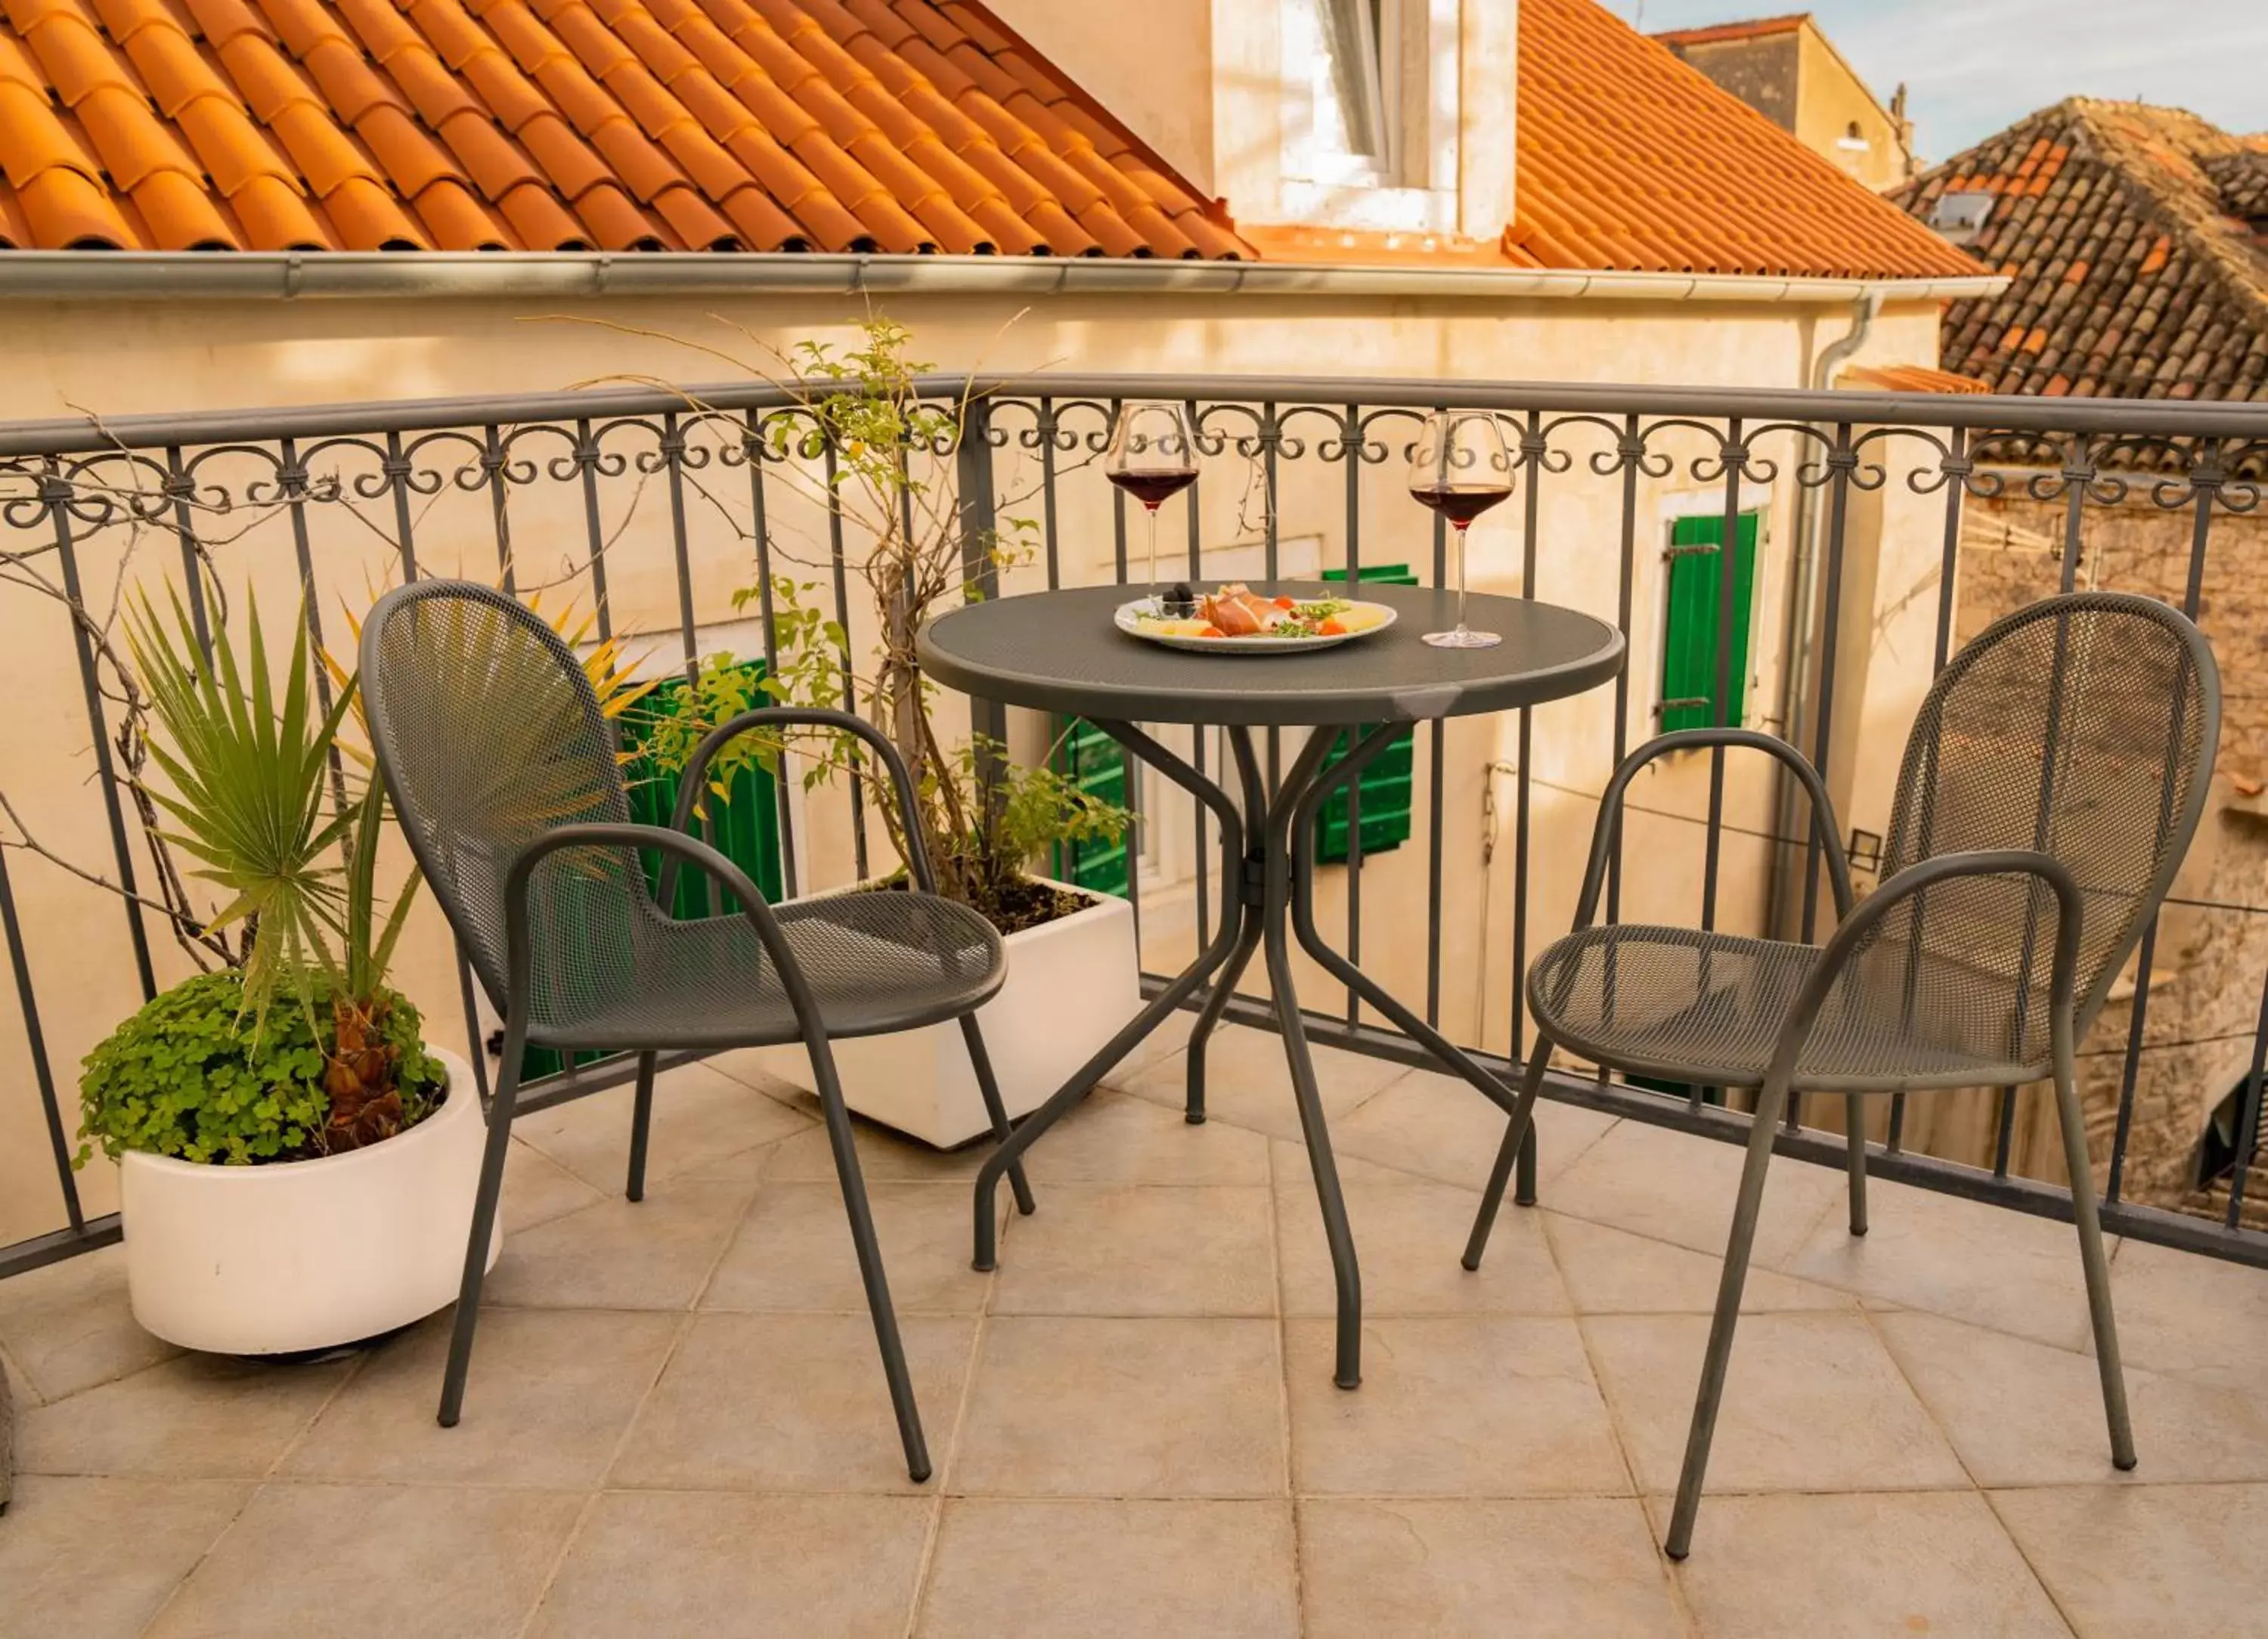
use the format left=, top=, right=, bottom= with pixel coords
left=640, top=318, right=1132, bottom=932
left=79, top=583, right=436, bottom=1163
left=78, top=969, right=441, bottom=1167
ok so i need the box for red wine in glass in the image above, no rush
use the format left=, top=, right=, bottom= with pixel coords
left=1408, top=483, right=1512, bottom=528
left=1109, top=468, right=1199, bottom=509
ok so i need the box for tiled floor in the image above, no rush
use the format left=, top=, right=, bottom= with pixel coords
left=7, top=1026, right=2268, bottom=1636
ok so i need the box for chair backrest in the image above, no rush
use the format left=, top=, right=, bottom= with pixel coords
left=1876, top=591, right=2219, bottom=1061
left=361, top=580, right=635, bottom=1012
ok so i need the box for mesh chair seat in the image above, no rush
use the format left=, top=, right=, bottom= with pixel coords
left=1529, top=922, right=2041, bottom=1095
left=531, top=888, right=1006, bottom=1052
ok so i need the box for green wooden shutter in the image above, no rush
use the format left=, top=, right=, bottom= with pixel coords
left=1659, top=513, right=1761, bottom=733
left=520, top=660, right=785, bottom=1082
left=1053, top=718, right=1130, bottom=897
left=1313, top=563, right=1418, bottom=865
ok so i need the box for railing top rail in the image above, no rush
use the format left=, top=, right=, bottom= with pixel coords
left=1, top=371, right=2264, bottom=460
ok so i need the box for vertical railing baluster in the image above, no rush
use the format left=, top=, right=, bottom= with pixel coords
left=1266, top=402, right=1282, bottom=796
left=1425, top=491, right=1446, bottom=1031
left=1343, top=402, right=1363, bottom=1024
left=745, top=414, right=798, bottom=898
left=46, top=466, right=156, bottom=999
left=957, top=399, right=1007, bottom=852
left=386, top=430, right=420, bottom=583
left=279, top=436, right=349, bottom=815
left=1185, top=399, right=1209, bottom=957
left=2108, top=439, right=2219, bottom=1204
left=823, top=434, right=869, bottom=881
left=1510, top=411, right=1543, bottom=1058
left=0, top=841, right=82, bottom=1234
left=1039, top=397, right=1062, bottom=592
left=1893, top=426, right=1970, bottom=1155
left=1787, top=423, right=1856, bottom=1136
left=164, top=445, right=212, bottom=654
left=1694, top=420, right=1743, bottom=1113
left=483, top=423, right=516, bottom=593
left=1605, top=417, right=1641, bottom=928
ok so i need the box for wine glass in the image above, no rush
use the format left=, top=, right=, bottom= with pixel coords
left=1408, top=411, right=1512, bottom=649
left=1105, top=402, right=1199, bottom=612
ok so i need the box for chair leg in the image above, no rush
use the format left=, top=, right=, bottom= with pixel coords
left=626, top=1051, right=658, bottom=1203
left=1462, top=1049, right=1552, bottom=1271
left=809, top=1033, right=931, bottom=1484
left=2052, top=1057, right=2137, bottom=1471
left=959, top=1015, right=1034, bottom=1216
left=1665, top=1071, right=1788, bottom=1561
left=1844, top=1090, right=1869, bottom=1238
left=438, top=1036, right=520, bottom=1428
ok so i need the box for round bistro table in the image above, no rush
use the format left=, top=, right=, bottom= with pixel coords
left=919, top=581, right=1625, bottom=1389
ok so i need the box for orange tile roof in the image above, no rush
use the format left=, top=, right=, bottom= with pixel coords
left=1510, top=0, right=1978, bottom=279
left=0, top=0, right=1252, bottom=256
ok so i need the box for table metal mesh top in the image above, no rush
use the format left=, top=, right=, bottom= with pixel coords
left=916, top=583, right=1625, bottom=727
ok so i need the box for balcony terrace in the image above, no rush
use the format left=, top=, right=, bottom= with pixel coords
left=6, top=1030, right=2268, bottom=1635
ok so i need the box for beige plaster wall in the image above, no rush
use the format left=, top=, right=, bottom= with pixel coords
left=0, top=288, right=1946, bottom=1247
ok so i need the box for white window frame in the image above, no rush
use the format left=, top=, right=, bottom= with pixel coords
left=1281, top=0, right=1461, bottom=232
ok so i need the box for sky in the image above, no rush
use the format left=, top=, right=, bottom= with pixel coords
left=1617, top=0, right=2268, bottom=164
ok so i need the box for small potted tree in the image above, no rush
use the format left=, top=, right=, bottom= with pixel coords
left=74, top=590, right=490, bottom=1356
left=643, top=320, right=1139, bottom=1145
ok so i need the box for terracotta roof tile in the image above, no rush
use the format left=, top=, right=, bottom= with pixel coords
left=322, top=170, right=427, bottom=246
left=410, top=173, right=508, bottom=246
left=15, top=160, right=138, bottom=243
left=1893, top=99, right=2268, bottom=422
left=1508, top=0, right=1977, bottom=278
left=228, top=169, right=329, bottom=246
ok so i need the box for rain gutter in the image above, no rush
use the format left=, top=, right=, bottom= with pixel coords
left=0, top=251, right=2009, bottom=304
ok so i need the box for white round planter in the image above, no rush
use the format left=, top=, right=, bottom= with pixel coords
left=120, top=1046, right=500, bottom=1356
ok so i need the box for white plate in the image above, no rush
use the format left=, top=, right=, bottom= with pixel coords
left=1113, top=597, right=1398, bottom=654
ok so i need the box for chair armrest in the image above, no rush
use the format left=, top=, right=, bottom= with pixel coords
left=1569, top=728, right=1853, bottom=930
left=1761, top=848, right=2084, bottom=1089
left=502, top=822, right=829, bottom=1054
left=668, top=706, right=937, bottom=897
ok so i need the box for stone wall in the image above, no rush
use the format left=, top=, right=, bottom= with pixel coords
left=1947, top=484, right=2268, bottom=1210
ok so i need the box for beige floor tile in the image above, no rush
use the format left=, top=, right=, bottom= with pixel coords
left=1268, top=1136, right=1433, bottom=1192
left=918, top=1498, right=1299, bottom=1637
left=530, top=1492, right=932, bottom=1638
left=761, top=1113, right=999, bottom=1185
left=1584, top=1311, right=1966, bottom=1495
left=1278, top=1178, right=1571, bottom=1317
left=0, top=1476, right=248, bottom=1639
left=1659, top=1490, right=2068, bottom=1637
left=1285, top=1317, right=1626, bottom=1497
left=1548, top=1118, right=1842, bottom=1269
left=282, top=1308, right=677, bottom=1489
left=484, top=1177, right=751, bottom=1311
left=17, top=1352, right=349, bottom=1480
left=512, top=1061, right=811, bottom=1192
left=501, top=1139, right=606, bottom=1234
left=1330, top=1067, right=1619, bottom=1194
left=1097, top=1005, right=1200, bottom=1089
left=0, top=1245, right=177, bottom=1402
left=610, top=1311, right=972, bottom=1492
left=1116, top=1024, right=1407, bottom=1141
left=995, top=1088, right=1273, bottom=1185
left=1545, top=1212, right=1857, bottom=1315
left=993, top=1184, right=1275, bottom=1317
left=147, top=1481, right=584, bottom=1639
left=695, top=1045, right=820, bottom=1106
left=2104, top=1238, right=2268, bottom=1393
left=1877, top=1309, right=2268, bottom=1488
left=1300, top=1498, right=1683, bottom=1639
left=1991, top=1482, right=2268, bottom=1638
left=1786, top=1172, right=2110, bottom=1351
left=954, top=1316, right=1284, bottom=1497
left=705, top=1179, right=997, bottom=1314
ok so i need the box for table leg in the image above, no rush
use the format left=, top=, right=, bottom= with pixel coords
left=1248, top=726, right=1365, bottom=1389
left=971, top=720, right=1247, bottom=1273
left=1288, top=724, right=1541, bottom=1196
left=1185, top=729, right=1271, bottom=1126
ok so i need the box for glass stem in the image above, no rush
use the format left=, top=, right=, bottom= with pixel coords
left=1146, top=503, right=1161, bottom=601
left=1454, top=522, right=1470, bottom=634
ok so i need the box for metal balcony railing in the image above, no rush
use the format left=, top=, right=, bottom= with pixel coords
left=2, top=373, right=2264, bottom=1281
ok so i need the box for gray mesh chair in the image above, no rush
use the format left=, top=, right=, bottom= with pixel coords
left=1461, top=591, right=2218, bottom=1557
left=361, top=580, right=1033, bottom=1483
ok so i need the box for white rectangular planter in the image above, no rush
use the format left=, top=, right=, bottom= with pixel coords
left=759, top=876, right=1142, bottom=1148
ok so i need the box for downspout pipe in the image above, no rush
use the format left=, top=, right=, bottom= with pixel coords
left=1766, top=290, right=1880, bottom=941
